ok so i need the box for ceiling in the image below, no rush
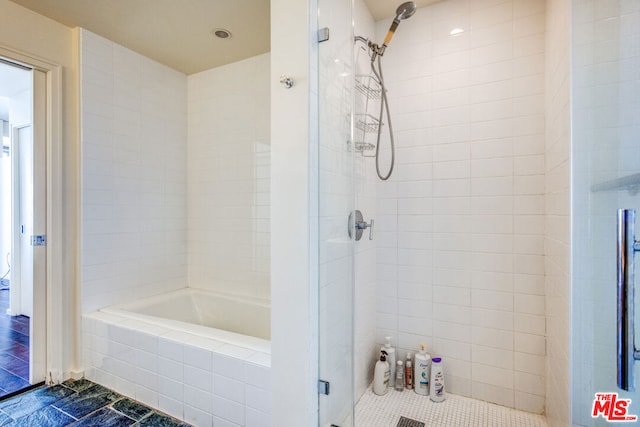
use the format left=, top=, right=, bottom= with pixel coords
left=365, top=0, right=443, bottom=20
left=8, top=0, right=441, bottom=75
left=9, top=0, right=270, bottom=75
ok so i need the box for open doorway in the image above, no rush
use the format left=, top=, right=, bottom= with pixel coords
left=0, top=59, right=40, bottom=398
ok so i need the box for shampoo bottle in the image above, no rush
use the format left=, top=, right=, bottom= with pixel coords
left=413, top=343, right=431, bottom=396
left=381, top=336, right=396, bottom=385
left=404, top=353, right=413, bottom=389
left=373, top=350, right=390, bottom=395
left=429, top=357, right=445, bottom=402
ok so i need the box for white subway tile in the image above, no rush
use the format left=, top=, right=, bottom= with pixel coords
left=245, top=408, right=270, bottom=427
left=514, top=371, right=545, bottom=396
left=471, top=308, right=513, bottom=332
left=472, top=381, right=514, bottom=408
left=472, top=344, right=514, bottom=370
left=472, top=326, right=513, bottom=351
left=184, top=404, right=213, bottom=427
left=211, top=396, right=245, bottom=425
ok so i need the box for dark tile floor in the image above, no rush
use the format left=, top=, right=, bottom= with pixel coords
left=0, top=286, right=31, bottom=398
left=0, top=378, right=192, bottom=426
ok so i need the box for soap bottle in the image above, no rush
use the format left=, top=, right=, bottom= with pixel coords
left=394, top=360, right=404, bottom=391
left=413, top=343, right=431, bottom=396
left=373, top=350, right=390, bottom=395
left=404, top=353, right=413, bottom=389
left=381, top=336, right=396, bottom=386
left=429, top=357, right=445, bottom=402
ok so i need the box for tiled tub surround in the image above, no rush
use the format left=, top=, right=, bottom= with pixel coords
left=82, top=308, right=271, bottom=426
left=0, top=378, right=190, bottom=426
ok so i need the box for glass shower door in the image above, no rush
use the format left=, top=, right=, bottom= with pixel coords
left=317, top=0, right=355, bottom=425
left=572, top=1, right=640, bottom=425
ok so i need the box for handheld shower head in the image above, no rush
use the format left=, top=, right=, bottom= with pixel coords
left=382, top=1, right=416, bottom=48
left=395, top=1, right=417, bottom=20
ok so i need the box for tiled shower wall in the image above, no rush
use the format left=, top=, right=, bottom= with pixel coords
left=80, top=29, right=188, bottom=313
left=372, top=0, right=546, bottom=412
left=187, top=54, right=270, bottom=300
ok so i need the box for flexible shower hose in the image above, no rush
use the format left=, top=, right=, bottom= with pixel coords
left=370, top=55, right=395, bottom=181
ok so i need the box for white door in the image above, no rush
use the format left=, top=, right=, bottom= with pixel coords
left=17, top=124, right=33, bottom=318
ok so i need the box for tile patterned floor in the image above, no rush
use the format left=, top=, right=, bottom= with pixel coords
left=0, top=287, right=30, bottom=398
left=355, top=387, right=548, bottom=427
left=0, top=379, right=192, bottom=426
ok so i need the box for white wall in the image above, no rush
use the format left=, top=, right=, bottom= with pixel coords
left=187, top=53, right=270, bottom=300
left=544, top=0, right=570, bottom=426
left=371, top=0, right=546, bottom=412
left=80, top=29, right=188, bottom=313
left=270, top=0, right=317, bottom=424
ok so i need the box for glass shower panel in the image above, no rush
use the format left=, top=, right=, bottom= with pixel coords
left=317, top=0, right=355, bottom=426
left=572, top=1, right=640, bottom=425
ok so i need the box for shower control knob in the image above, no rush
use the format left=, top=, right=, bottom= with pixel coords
left=356, top=218, right=375, bottom=241
left=348, top=210, right=375, bottom=241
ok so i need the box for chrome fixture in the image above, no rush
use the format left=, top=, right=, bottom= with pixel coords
left=348, top=210, right=374, bottom=241
left=279, top=75, right=294, bottom=89
left=616, top=209, right=640, bottom=391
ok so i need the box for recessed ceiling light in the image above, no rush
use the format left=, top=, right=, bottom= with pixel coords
left=450, top=28, right=464, bottom=36
left=212, top=28, right=232, bottom=39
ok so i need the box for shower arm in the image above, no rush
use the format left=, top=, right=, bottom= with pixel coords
left=354, top=35, right=386, bottom=60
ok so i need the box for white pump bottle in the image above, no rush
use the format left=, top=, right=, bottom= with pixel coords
left=381, top=336, right=396, bottom=385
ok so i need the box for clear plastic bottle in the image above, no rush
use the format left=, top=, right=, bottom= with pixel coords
left=394, top=360, right=404, bottom=391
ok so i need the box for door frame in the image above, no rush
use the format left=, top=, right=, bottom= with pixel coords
left=0, top=45, right=64, bottom=384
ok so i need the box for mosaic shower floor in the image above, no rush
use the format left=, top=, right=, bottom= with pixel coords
left=355, top=387, right=548, bottom=427
left=0, top=378, right=191, bottom=426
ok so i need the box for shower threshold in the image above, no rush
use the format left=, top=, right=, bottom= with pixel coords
left=355, top=387, right=547, bottom=427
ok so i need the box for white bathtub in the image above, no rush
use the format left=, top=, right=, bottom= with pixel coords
left=101, top=288, right=270, bottom=353
left=82, top=287, right=272, bottom=427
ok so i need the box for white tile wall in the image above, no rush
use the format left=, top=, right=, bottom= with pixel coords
left=82, top=313, right=271, bottom=427
left=187, top=54, right=270, bottom=300
left=367, top=0, right=546, bottom=413
left=80, top=29, right=188, bottom=313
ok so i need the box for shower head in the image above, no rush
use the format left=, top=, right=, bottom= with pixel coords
left=382, top=1, right=416, bottom=49
left=395, top=1, right=417, bottom=20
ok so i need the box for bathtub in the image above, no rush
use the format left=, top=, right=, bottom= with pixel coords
left=82, top=287, right=271, bottom=427
left=102, top=288, right=270, bottom=352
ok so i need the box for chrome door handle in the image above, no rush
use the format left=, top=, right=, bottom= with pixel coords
left=617, top=209, right=640, bottom=391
